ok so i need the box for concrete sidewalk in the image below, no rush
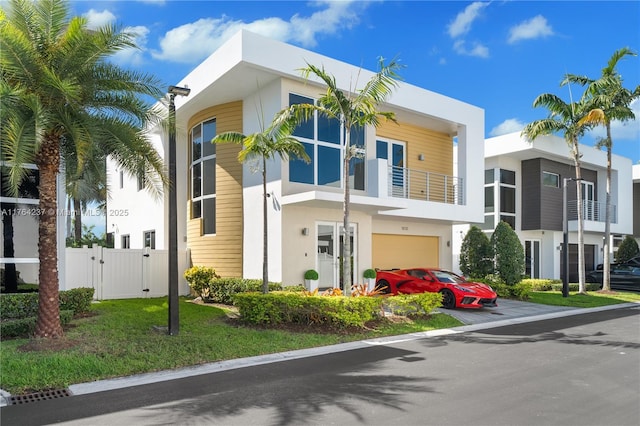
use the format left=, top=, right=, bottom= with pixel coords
left=1, top=300, right=638, bottom=407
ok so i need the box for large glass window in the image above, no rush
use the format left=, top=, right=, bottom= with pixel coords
left=288, top=93, right=365, bottom=190
left=190, top=119, right=216, bottom=235
left=483, top=168, right=516, bottom=230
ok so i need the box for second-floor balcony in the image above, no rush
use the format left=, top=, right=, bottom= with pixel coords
left=567, top=200, right=618, bottom=224
left=387, top=165, right=464, bottom=205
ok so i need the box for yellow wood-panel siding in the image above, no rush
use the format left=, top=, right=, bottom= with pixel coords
left=377, top=120, right=453, bottom=202
left=372, top=234, right=439, bottom=270
left=377, top=120, right=453, bottom=175
left=186, top=101, right=243, bottom=278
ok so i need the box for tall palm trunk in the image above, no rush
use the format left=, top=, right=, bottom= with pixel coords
left=602, top=125, right=613, bottom=291
left=262, top=158, right=269, bottom=294
left=34, top=135, right=63, bottom=338
left=571, top=138, right=586, bottom=294
left=73, top=197, right=82, bottom=243
left=342, top=117, right=352, bottom=296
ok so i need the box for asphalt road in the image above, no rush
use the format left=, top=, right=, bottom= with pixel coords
left=2, top=306, right=639, bottom=426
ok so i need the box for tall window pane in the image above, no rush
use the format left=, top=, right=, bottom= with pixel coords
left=192, top=163, right=201, bottom=198
left=484, top=186, right=494, bottom=213
left=202, top=119, right=216, bottom=158
left=500, top=169, right=515, bottom=185
left=484, top=169, right=494, bottom=184
left=349, top=156, right=365, bottom=190
left=500, top=187, right=516, bottom=213
left=203, top=198, right=216, bottom=235
left=318, top=145, right=341, bottom=187
left=376, top=140, right=388, bottom=159
left=192, top=125, right=202, bottom=161
left=318, top=114, right=340, bottom=144
left=203, top=160, right=215, bottom=195
left=289, top=142, right=314, bottom=184
left=289, top=94, right=314, bottom=139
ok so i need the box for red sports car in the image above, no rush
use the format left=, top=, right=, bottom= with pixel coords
left=375, top=268, right=498, bottom=309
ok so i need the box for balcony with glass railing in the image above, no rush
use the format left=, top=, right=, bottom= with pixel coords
left=387, top=165, right=464, bottom=205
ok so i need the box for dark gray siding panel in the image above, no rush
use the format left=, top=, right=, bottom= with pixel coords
left=521, top=159, right=542, bottom=230
left=520, top=158, right=599, bottom=232
left=634, top=181, right=640, bottom=237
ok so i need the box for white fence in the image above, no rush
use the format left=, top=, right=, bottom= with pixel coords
left=64, top=246, right=190, bottom=300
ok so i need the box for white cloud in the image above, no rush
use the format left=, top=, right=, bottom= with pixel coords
left=489, top=118, right=526, bottom=137
left=508, top=15, right=554, bottom=44
left=84, top=9, right=116, bottom=30
left=453, top=40, right=489, bottom=58
left=112, top=26, right=150, bottom=67
left=447, top=2, right=489, bottom=39
left=152, top=1, right=366, bottom=64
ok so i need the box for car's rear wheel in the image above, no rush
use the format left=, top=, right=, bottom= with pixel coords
left=440, top=289, right=456, bottom=309
left=375, top=279, right=391, bottom=294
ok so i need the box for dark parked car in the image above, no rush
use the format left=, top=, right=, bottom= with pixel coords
left=587, top=264, right=640, bottom=292
left=595, top=255, right=640, bottom=270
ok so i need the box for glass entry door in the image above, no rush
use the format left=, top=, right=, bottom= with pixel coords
left=525, top=240, right=541, bottom=279
left=317, top=222, right=357, bottom=289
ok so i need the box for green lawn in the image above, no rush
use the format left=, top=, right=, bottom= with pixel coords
left=0, top=298, right=462, bottom=395
left=527, top=290, right=640, bottom=307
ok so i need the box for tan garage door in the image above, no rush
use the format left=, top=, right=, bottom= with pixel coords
left=372, top=234, right=439, bottom=270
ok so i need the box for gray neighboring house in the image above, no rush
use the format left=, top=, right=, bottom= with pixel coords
left=452, top=132, right=634, bottom=282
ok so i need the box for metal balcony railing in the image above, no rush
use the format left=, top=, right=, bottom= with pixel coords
left=567, top=200, right=618, bottom=224
left=388, top=165, right=464, bottom=205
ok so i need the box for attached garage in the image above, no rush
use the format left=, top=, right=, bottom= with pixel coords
left=372, top=234, right=439, bottom=270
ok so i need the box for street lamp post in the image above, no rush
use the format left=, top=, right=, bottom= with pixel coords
left=167, top=85, right=190, bottom=335
left=562, top=177, right=582, bottom=298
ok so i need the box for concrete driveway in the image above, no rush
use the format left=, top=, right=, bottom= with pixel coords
left=438, top=298, right=578, bottom=325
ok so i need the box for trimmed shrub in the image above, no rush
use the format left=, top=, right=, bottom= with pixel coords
left=459, top=225, right=493, bottom=278
left=616, top=236, right=639, bottom=264
left=551, top=283, right=601, bottom=292
left=304, top=270, right=319, bottom=280
left=0, top=287, right=94, bottom=320
left=363, top=269, right=376, bottom=279
left=520, top=278, right=561, bottom=292
left=233, top=291, right=383, bottom=328
left=184, top=266, right=220, bottom=299
left=491, top=221, right=525, bottom=286
left=208, top=278, right=283, bottom=305
left=383, top=293, right=442, bottom=317
left=1, top=310, right=74, bottom=339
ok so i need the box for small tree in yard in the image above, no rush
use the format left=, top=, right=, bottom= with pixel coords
left=490, top=221, right=525, bottom=286
left=459, top=226, right=493, bottom=278
left=615, top=236, right=639, bottom=264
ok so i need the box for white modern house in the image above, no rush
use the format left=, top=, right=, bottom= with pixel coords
left=107, top=29, right=485, bottom=288
left=452, top=132, right=634, bottom=281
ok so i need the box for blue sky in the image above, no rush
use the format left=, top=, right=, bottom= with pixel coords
left=73, top=0, right=640, bottom=163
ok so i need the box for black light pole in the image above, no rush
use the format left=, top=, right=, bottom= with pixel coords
left=167, top=85, right=190, bottom=335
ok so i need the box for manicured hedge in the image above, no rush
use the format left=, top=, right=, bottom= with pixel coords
left=232, top=292, right=442, bottom=328
left=207, top=278, right=283, bottom=304
left=0, top=287, right=95, bottom=320
left=0, top=310, right=74, bottom=339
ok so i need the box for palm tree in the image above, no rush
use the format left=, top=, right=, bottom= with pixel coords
left=276, top=58, right=402, bottom=294
left=65, top=143, right=107, bottom=245
left=522, top=94, right=594, bottom=294
left=1, top=0, right=167, bottom=338
left=563, top=48, right=640, bottom=292
left=212, top=114, right=310, bottom=293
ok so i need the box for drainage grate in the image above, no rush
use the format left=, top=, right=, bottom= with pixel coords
left=8, top=389, right=71, bottom=405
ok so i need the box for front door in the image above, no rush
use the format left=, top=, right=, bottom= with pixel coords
left=317, top=222, right=357, bottom=289
left=525, top=239, right=541, bottom=279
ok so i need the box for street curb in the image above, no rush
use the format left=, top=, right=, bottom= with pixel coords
left=1, top=301, right=638, bottom=406
left=66, top=302, right=639, bottom=397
